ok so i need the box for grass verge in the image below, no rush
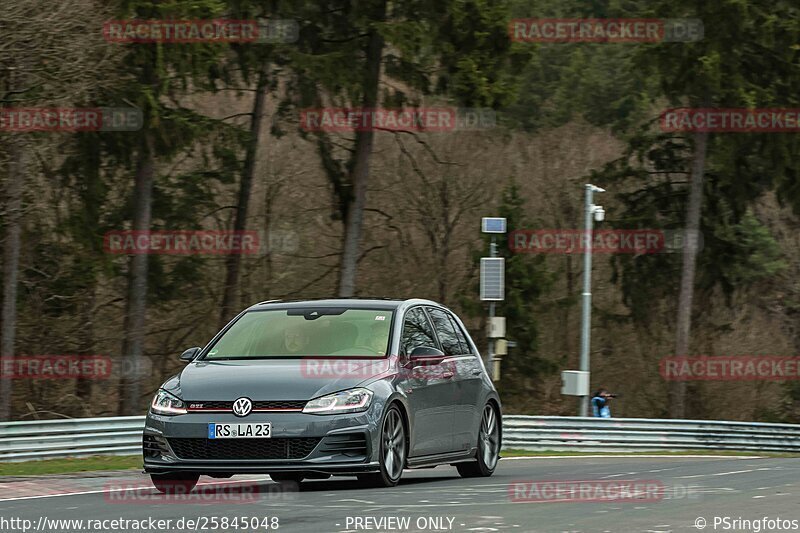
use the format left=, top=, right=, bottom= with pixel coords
left=0, top=455, right=141, bottom=476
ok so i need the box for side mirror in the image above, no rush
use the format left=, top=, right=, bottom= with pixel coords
left=409, top=346, right=445, bottom=361
left=180, top=347, right=201, bottom=362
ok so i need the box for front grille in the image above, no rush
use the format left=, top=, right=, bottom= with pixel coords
left=319, top=433, right=368, bottom=457
left=186, top=400, right=307, bottom=410
left=254, top=400, right=307, bottom=409
left=168, top=437, right=321, bottom=460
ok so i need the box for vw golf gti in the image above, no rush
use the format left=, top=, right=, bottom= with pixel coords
left=143, top=298, right=501, bottom=491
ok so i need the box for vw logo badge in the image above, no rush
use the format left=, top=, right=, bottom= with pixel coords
left=232, top=397, right=252, bottom=417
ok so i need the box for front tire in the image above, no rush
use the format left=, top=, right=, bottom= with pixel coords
left=150, top=473, right=199, bottom=494
left=359, top=405, right=406, bottom=487
left=457, top=403, right=500, bottom=478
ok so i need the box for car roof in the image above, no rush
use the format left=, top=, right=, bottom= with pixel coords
left=247, top=297, right=444, bottom=312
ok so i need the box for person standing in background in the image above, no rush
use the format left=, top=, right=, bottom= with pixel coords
left=591, top=389, right=614, bottom=418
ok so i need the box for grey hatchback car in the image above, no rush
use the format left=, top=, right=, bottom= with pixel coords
left=143, top=298, right=501, bottom=491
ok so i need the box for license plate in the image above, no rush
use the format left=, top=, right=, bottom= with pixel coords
left=208, top=423, right=271, bottom=439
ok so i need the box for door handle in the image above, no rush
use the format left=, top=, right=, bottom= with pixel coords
left=471, top=370, right=482, bottom=376
left=441, top=371, right=454, bottom=379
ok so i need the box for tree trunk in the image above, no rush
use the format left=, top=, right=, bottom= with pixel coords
left=0, top=137, right=25, bottom=421
left=261, top=183, right=276, bottom=300
left=118, top=132, right=155, bottom=415
left=337, top=1, right=386, bottom=297
left=75, top=287, right=96, bottom=402
left=670, top=130, right=709, bottom=418
left=219, top=64, right=269, bottom=328
left=437, top=180, right=451, bottom=304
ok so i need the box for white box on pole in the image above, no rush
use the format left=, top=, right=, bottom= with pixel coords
left=561, top=370, right=590, bottom=396
left=487, top=317, right=506, bottom=338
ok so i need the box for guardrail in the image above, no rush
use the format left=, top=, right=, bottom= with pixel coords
left=0, top=416, right=145, bottom=461
left=503, top=416, right=800, bottom=453
left=1, top=415, right=799, bottom=462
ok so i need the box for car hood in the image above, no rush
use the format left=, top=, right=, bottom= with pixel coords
left=163, top=358, right=394, bottom=401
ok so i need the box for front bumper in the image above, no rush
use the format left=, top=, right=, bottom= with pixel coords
left=143, top=409, right=380, bottom=475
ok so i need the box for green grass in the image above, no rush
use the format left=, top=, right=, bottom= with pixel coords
left=0, top=455, right=141, bottom=476
left=501, top=448, right=800, bottom=458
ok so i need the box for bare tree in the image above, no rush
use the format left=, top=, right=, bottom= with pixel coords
left=337, top=4, right=385, bottom=297
left=0, top=135, right=25, bottom=420
left=0, top=0, right=112, bottom=419
left=219, top=64, right=270, bottom=328
left=670, top=130, right=709, bottom=418
left=393, top=133, right=485, bottom=303
left=118, top=132, right=155, bottom=414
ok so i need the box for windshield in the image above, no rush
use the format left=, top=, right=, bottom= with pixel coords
left=203, top=308, right=393, bottom=359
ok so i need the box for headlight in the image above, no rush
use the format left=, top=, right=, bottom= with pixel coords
left=302, top=388, right=373, bottom=414
left=150, top=389, right=187, bottom=415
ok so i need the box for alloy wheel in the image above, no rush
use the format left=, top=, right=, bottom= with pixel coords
left=382, top=407, right=406, bottom=480
left=479, top=404, right=500, bottom=470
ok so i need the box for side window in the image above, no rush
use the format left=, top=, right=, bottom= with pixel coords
left=427, top=307, right=462, bottom=356
left=400, top=307, right=438, bottom=355
left=447, top=314, right=473, bottom=355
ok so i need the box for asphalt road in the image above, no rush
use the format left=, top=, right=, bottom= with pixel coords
left=1, top=455, right=798, bottom=533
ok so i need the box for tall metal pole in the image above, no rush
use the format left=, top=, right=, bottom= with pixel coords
left=578, top=184, right=594, bottom=416
left=487, top=235, right=497, bottom=379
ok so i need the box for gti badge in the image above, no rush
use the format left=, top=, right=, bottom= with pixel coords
left=232, top=397, right=252, bottom=417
